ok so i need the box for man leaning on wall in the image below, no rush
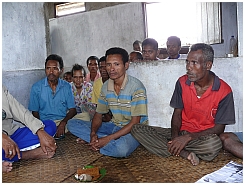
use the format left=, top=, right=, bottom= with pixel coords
left=131, top=43, right=235, bottom=166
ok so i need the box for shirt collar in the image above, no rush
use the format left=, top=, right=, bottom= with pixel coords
left=168, top=54, right=180, bottom=59
left=108, top=74, right=128, bottom=91
left=44, top=77, right=63, bottom=88
left=185, top=71, right=220, bottom=91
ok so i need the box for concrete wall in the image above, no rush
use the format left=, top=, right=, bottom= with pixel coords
left=49, top=2, right=145, bottom=72
left=127, top=57, right=243, bottom=132
left=2, top=2, right=47, bottom=107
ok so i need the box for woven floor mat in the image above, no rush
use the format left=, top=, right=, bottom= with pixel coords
left=2, top=133, right=103, bottom=183
left=3, top=133, right=243, bottom=183
left=64, top=145, right=243, bottom=183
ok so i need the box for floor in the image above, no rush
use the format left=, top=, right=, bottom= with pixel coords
left=2, top=133, right=243, bottom=183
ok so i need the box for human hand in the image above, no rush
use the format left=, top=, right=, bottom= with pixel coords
left=55, top=121, right=66, bottom=138
left=89, top=133, right=99, bottom=151
left=167, top=134, right=191, bottom=156
left=89, top=136, right=110, bottom=151
left=37, top=129, right=57, bottom=154
left=2, top=133, right=21, bottom=160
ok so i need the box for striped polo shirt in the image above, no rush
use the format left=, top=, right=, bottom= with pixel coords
left=97, top=74, right=148, bottom=126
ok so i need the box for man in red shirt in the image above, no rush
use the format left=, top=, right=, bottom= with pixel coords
left=131, top=43, right=235, bottom=165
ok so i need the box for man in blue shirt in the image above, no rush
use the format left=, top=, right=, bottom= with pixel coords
left=28, top=54, right=76, bottom=139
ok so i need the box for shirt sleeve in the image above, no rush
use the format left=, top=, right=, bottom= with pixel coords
left=4, top=86, right=44, bottom=134
left=131, top=88, right=148, bottom=117
left=215, top=92, right=235, bottom=125
left=66, top=84, right=76, bottom=109
left=96, top=90, right=109, bottom=114
left=91, top=80, right=101, bottom=104
left=28, top=84, right=40, bottom=112
left=170, top=79, right=184, bottom=109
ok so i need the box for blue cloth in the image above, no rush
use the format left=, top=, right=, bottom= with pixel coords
left=67, top=119, right=140, bottom=158
left=234, top=132, right=243, bottom=143
left=2, top=120, right=56, bottom=162
left=28, top=77, right=75, bottom=121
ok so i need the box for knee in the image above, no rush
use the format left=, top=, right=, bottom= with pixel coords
left=219, top=133, right=231, bottom=150
left=43, top=120, right=57, bottom=136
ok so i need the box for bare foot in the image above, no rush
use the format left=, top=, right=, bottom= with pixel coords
left=22, top=147, right=55, bottom=160
left=76, top=138, right=87, bottom=144
left=187, top=152, right=199, bottom=166
left=2, top=161, right=13, bottom=173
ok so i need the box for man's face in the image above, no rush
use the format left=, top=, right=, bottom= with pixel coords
left=72, top=70, right=84, bottom=88
left=88, top=59, right=98, bottom=73
left=106, top=54, right=129, bottom=80
left=142, top=44, right=158, bottom=61
left=64, top=74, right=72, bottom=83
left=45, top=60, right=63, bottom=81
left=99, top=61, right=109, bottom=79
left=186, top=50, right=211, bottom=82
left=166, top=40, right=181, bottom=58
left=129, top=52, right=138, bottom=62
left=133, top=43, right=142, bottom=52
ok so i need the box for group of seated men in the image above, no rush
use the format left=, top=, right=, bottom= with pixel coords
left=2, top=41, right=242, bottom=173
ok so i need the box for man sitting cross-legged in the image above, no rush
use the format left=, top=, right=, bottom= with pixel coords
left=2, top=86, right=57, bottom=173
left=131, top=43, right=235, bottom=165
left=67, top=47, right=148, bottom=158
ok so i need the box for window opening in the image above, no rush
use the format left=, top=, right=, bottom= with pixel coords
left=56, top=2, right=85, bottom=17
left=145, top=2, right=221, bottom=48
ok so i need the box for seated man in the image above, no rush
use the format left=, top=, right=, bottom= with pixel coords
left=165, top=36, right=186, bottom=60
left=142, top=38, right=159, bottom=61
left=220, top=132, right=243, bottom=159
left=129, top=51, right=143, bottom=62
left=70, top=63, right=95, bottom=121
left=67, top=47, right=148, bottom=158
left=85, top=56, right=101, bottom=84
left=63, top=71, right=73, bottom=83
left=91, top=56, right=111, bottom=122
left=131, top=43, right=235, bottom=165
left=28, top=54, right=76, bottom=139
left=2, top=86, right=57, bottom=173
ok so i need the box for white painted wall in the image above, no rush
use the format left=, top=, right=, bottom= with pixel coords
left=127, top=57, right=243, bottom=132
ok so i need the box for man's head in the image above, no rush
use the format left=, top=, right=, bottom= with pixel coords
left=63, top=71, right=72, bottom=83
left=129, top=51, right=143, bottom=62
left=45, top=54, right=64, bottom=82
left=133, top=40, right=142, bottom=52
left=186, top=43, right=214, bottom=82
left=166, top=36, right=181, bottom=59
left=142, top=38, right=159, bottom=61
left=71, top=64, right=86, bottom=88
left=86, top=56, right=99, bottom=74
left=98, top=56, right=109, bottom=81
left=105, top=47, right=129, bottom=80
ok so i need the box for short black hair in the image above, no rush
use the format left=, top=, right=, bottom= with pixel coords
left=98, top=56, right=106, bottom=67
left=45, top=54, right=64, bottom=70
left=71, top=63, right=86, bottom=77
left=142, top=38, right=158, bottom=50
left=190, top=43, right=214, bottom=63
left=86, top=56, right=99, bottom=66
left=167, top=36, right=181, bottom=46
left=130, top=51, right=143, bottom=60
left=133, top=40, right=142, bottom=46
left=105, top=47, right=129, bottom=65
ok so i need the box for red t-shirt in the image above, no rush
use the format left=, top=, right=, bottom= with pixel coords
left=170, top=72, right=235, bottom=133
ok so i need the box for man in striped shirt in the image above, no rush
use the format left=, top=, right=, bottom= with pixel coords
left=67, top=47, right=148, bottom=157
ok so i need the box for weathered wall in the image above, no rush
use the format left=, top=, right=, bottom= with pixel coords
left=127, top=57, right=243, bottom=132
left=2, top=2, right=47, bottom=71
left=49, top=2, right=145, bottom=72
